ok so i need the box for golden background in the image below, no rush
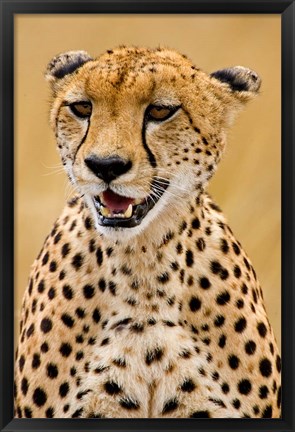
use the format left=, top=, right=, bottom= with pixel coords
left=15, top=15, right=281, bottom=348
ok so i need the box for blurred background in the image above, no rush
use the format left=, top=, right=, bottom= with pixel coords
left=14, top=14, right=281, bottom=349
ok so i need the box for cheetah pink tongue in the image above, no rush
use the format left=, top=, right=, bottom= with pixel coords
left=102, top=189, right=134, bottom=212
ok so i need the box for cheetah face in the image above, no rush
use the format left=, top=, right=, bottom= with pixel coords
left=46, top=47, right=260, bottom=237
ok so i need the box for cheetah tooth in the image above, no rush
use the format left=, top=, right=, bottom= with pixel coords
left=100, top=206, right=111, bottom=217
left=124, top=204, right=133, bottom=218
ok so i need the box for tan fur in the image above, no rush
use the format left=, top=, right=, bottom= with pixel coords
left=15, top=46, right=280, bottom=419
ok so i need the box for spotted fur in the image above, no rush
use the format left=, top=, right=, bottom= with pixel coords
left=14, top=46, right=281, bottom=418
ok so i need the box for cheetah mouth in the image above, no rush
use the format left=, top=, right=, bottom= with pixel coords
left=92, top=181, right=169, bottom=228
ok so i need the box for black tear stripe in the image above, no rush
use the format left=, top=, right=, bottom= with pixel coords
left=141, top=118, right=157, bottom=168
left=73, top=119, right=91, bottom=164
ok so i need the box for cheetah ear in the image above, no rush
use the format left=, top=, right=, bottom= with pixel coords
left=45, top=50, right=93, bottom=86
left=210, top=66, right=261, bottom=102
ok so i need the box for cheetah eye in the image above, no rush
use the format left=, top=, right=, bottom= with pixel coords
left=69, top=102, right=92, bottom=119
left=147, top=105, right=180, bottom=122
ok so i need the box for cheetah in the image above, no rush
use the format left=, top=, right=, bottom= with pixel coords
left=14, top=46, right=281, bottom=419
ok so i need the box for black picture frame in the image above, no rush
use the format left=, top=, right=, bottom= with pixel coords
left=0, top=0, right=294, bottom=431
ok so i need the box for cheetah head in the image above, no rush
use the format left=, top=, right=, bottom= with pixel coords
left=46, top=47, right=260, bottom=239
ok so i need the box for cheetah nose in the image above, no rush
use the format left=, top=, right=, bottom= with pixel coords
left=84, top=155, right=132, bottom=183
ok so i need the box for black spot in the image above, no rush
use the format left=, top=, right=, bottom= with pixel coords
left=54, top=231, right=62, bottom=244
left=76, top=351, right=84, bottom=361
left=196, top=238, right=206, bottom=251
left=190, top=410, right=210, bottom=418
left=218, top=334, right=226, bottom=348
left=71, top=408, right=83, bottom=418
left=121, top=264, right=132, bottom=275
left=83, top=284, right=95, bottom=299
left=189, top=296, right=202, bottom=312
left=210, top=261, right=221, bottom=274
left=176, top=242, right=183, bottom=254
left=212, top=371, right=219, bottom=381
left=234, top=265, right=241, bottom=278
left=232, top=242, right=240, bottom=255
left=21, top=377, right=29, bottom=396
left=48, top=287, right=55, bottom=300
left=92, top=308, right=101, bottom=324
left=59, top=382, right=70, bottom=398
left=232, top=399, right=241, bottom=409
left=61, top=243, right=70, bottom=258
left=26, top=323, right=34, bottom=338
left=180, top=349, right=191, bottom=359
left=238, top=379, right=252, bottom=395
left=98, top=278, right=106, bottom=292
left=252, top=288, right=258, bottom=304
left=61, top=313, right=75, bottom=328
left=62, top=284, right=73, bottom=300
left=72, top=253, right=84, bottom=270
left=262, top=405, right=273, bottom=418
left=259, top=385, right=269, bottom=399
left=46, top=407, right=54, bottom=418
left=186, top=250, right=194, bottom=267
left=104, top=380, right=122, bottom=395
left=236, top=299, right=244, bottom=309
left=221, top=383, right=230, bottom=394
left=157, top=272, right=170, bottom=283
left=220, top=239, right=229, bottom=253
left=75, top=308, right=85, bottom=319
left=199, top=277, right=211, bottom=289
left=257, top=322, right=267, bottom=337
left=42, top=251, right=49, bottom=265
left=49, top=260, right=57, bottom=272
left=214, top=315, right=225, bottom=327
left=259, top=358, right=272, bottom=377
left=59, top=270, right=66, bottom=280
left=253, top=405, right=260, bottom=415
left=131, top=323, right=145, bottom=332
left=245, top=340, right=256, bottom=355
left=234, top=317, right=247, bottom=333
left=113, top=357, right=127, bottom=368
left=24, top=407, right=32, bottom=418
left=32, top=353, right=41, bottom=369
left=180, top=378, right=196, bottom=392
left=37, top=280, right=45, bottom=293
left=209, top=398, right=226, bottom=408
left=119, top=397, right=140, bottom=410
left=192, top=217, right=200, bottom=229
left=109, top=281, right=117, bottom=296
left=228, top=354, right=240, bottom=369
left=96, top=247, right=103, bottom=266
left=220, top=268, right=229, bottom=280
left=162, top=398, right=179, bottom=414
left=101, top=338, right=109, bottom=346
left=32, top=387, right=47, bottom=407
left=105, top=246, right=114, bottom=257
left=241, top=283, right=248, bottom=295
left=59, top=342, right=72, bottom=357
left=47, top=363, right=58, bottom=379
left=40, top=342, right=49, bottom=353
left=216, top=291, right=230, bottom=305
left=145, top=347, right=164, bottom=365
left=40, top=317, right=52, bottom=334
left=84, top=216, right=92, bottom=230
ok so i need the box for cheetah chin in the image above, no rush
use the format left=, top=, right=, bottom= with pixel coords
left=90, top=180, right=169, bottom=229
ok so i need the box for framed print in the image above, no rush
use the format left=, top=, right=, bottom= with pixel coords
left=0, top=1, right=294, bottom=431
